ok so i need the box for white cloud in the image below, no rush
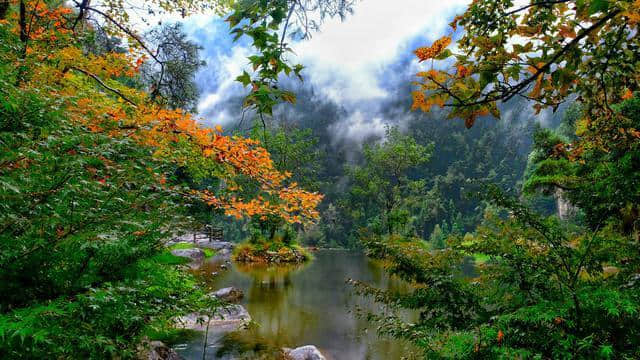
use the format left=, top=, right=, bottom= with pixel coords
left=195, top=43, right=252, bottom=125
left=329, top=110, right=387, bottom=144
left=180, top=0, right=470, bottom=131
left=293, top=0, right=470, bottom=103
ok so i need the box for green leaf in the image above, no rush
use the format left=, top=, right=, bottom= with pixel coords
left=236, top=71, right=252, bottom=87
left=435, top=49, right=452, bottom=60
left=589, top=0, right=609, bottom=14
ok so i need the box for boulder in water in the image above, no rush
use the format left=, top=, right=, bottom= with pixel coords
left=211, top=287, right=243, bottom=302
left=138, top=340, right=183, bottom=360
left=174, top=305, right=251, bottom=332
left=283, top=345, right=326, bottom=360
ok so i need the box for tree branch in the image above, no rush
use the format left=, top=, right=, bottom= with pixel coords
left=70, top=67, right=138, bottom=107
left=504, top=0, right=571, bottom=16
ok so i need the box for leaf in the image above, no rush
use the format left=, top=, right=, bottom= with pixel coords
left=464, top=116, right=476, bottom=129
left=589, top=0, right=609, bottom=14
left=236, top=71, right=252, bottom=87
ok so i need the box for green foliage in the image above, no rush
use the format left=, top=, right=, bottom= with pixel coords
left=355, top=186, right=640, bottom=358
left=0, top=40, right=209, bottom=357
left=523, top=96, right=640, bottom=234
left=228, top=0, right=305, bottom=117
left=228, top=0, right=355, bottom=120
left=249, top=120, right=322, bottom=190
left=346, top=126, right=433, bottom=236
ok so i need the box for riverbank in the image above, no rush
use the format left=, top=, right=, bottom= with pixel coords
left=171, top=249, right=418, bottom=360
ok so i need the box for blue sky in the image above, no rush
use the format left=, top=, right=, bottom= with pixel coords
left=176, top=0, right=470, bottom=138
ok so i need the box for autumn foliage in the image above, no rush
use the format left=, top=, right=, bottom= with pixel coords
left=4, top=0, right=322, bottom=225
left=410, top=0, right=640, bottom=129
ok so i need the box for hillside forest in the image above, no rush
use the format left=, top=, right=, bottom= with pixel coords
left=1, top=0, right=640, bottom=359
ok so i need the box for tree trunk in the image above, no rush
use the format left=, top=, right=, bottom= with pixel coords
left=0, top=1, right=10, bottom=20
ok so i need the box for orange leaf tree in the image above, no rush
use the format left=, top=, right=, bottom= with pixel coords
left=411, top=0, right=640, bottom=128
left=6, top=0, right=323, bottom=226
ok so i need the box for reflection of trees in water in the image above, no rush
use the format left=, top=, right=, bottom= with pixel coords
left=193, top=251, right=422, bottom=360
left=237, top=263, right=318, bottom=348
left=215, top=331, right=287, bottom=359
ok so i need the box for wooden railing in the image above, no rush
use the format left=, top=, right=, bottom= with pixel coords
left=192, top=225, right=223, bottom=243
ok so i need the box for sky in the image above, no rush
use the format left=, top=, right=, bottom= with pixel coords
left=176, top=0, right=470, bottom=136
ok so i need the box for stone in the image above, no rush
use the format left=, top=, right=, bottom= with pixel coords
left=555, top=187, right=577, bottom=220
left=284, top=345, right=326, bottom=360
left=196, top=240, right=235, bottom=250
left=211, top=287, right=243, bottom=302
left=139, top=340, right=183, bottom=360
left=174, top=305, right=251, bottom=332
left=170, top=248, right=205, bottom=261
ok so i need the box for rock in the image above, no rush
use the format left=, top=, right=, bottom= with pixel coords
left=211, top=287, right=243, bottom=302
left=220, top=264, right=228, bottom=270
left=210, top=241, right=235, bottom=250
left=284, top=345, right=326, bottom=360
left=139, top=340, right=183, bottom=360
left=554, top=187, right=577, bottom=220
left=196, top=240, right=235, bottom=250
left=170, top=248, right=205, bottom=261
left=174, top=305, right=251, bottom=332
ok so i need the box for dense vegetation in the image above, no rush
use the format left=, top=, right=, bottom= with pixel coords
left=351, top=1, right=640, bottom=359
left=1, top=0, right=639, bottom=359
left=0, top=0, right=322, bottom=357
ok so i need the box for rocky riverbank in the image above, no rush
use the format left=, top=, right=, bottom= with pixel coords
left=161, top=234, right=328, bottom=360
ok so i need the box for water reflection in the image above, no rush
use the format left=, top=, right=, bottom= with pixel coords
left=177, top=250, right=420, bottom=360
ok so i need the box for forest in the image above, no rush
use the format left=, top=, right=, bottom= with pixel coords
left=0, top=0, right=639, bottom=359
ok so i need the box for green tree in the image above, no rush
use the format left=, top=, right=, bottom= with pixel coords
left=347, top=127, right=433, bottom=236
left=524, top=96, right=640, bottom=234
left=249, top=120, right=322, bottom=190
left=142, top=23, right=206, bottom=112
left=355, top=186, right=640, bottom=359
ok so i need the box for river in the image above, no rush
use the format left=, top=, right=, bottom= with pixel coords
left=174, top=249, right=420, bottom=360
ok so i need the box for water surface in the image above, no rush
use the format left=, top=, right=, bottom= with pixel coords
left=176, top=250, right=419, bottom=360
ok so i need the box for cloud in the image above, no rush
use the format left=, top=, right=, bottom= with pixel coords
left=293, top=0, right=469, bottom=103
left=329, top=109, right=386, bottom=145
left=178, top=1, right=469, bottom=126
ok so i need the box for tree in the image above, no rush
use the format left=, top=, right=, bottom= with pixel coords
left=411, top=0, right=640, bottom=128
left=524, top=95, right=640, bottom=234
left=347, top=127, right=433, bottom=235
left=141, top=23, right=205, bottom=112
left=354, top=186, right=640, bottom=358
left=249, top=120, right=322, bottom=191
left=429, top=223, right=446, bottom=249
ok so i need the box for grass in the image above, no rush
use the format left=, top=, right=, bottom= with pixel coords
left=472, top=253, right=491, bottom=264
left=169, top=242, right=196, bottom=250
left=168, top=242, right=216, bottom=258
left=151, top=251, right=191, bottom=265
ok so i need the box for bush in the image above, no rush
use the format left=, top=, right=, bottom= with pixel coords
left=354, top=188, right=640, bottom=359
